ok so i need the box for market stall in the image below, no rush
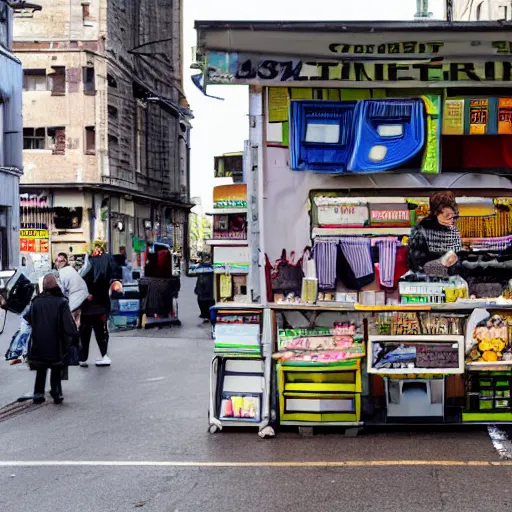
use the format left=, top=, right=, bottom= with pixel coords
left=207, top=184, right=250, bottom=304
left=195, top=20, right=512, bottom=432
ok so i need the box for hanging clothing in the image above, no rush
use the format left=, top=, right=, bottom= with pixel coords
left=313, top=240, right=338, bottom=289
left=339, top=237, right=373, bottom=279
left=337, top=238, right=375, bottom=290
left=376, top=238, right=399, bottom=288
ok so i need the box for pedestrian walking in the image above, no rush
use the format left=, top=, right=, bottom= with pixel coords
left=55, top=252, right=89, bottom=328
left=194, top=254, right=215, bottom=322
left=79, top=240, right=118, bottom=367
left=24, top=274, right=78, bottom=404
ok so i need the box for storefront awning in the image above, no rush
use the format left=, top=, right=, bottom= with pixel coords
left=193, top=20, right=512, bottom=91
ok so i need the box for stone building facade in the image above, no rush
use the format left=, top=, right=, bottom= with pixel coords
left=13, top=0, right=191, bottom=270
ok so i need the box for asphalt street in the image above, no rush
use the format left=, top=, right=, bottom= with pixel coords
left=1, top=278, right=512, bottom=511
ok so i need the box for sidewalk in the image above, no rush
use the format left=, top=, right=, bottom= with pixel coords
left=0, top=276, right=211, bottom=407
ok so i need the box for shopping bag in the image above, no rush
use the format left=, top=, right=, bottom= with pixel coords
left=271, top=249, right=304, bottom=296
left=5, top=327, right=31, bottom=361
left=65, top=344, right=80, bottom=366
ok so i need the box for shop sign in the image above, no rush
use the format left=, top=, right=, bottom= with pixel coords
left=498, top=98, right=512, bottom=134
left=442, top=99, right=465, bottom=135
left=20, top=229, right=49, bottom=239
left=370, top=209, right=411, bottom=227
left=20, top=229, right=49, bottom=253
left=20, top=238, right=49, bottom=253
left=203, top=51, right=512, bottom=88
left=469, top=99, right=489, bottom=135
left=317, top=205, right=369, bottom=227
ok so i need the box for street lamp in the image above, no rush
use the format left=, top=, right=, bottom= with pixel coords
left=3, top=1, right=42, bottom=13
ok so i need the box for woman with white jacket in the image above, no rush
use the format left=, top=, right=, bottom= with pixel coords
left=55, top=253, right=89, bottom=327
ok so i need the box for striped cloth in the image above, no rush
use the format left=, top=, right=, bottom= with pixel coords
left=313, top=240, right=338, bottom=289
left=376, top=238, right=399, bottom=287
left=339, top=237, right=373, bottom=279
left=468, top=235, right=512, bottom=251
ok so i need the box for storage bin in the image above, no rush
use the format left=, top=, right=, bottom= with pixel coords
left=118, top=299, right=140, bottom=312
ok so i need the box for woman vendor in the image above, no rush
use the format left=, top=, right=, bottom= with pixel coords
left=408, top=191, right=462, bottom=274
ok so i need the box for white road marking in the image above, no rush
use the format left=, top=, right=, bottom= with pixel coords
left=488, top=425, right=512, bottom=459
left=0, top=460, right=512, bottom=468
left=143, top=377, right=166, bottom=382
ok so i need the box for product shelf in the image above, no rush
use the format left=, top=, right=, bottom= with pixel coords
left=207, top=208, right=247, bottom=215
left=206, top=239, right=248, bottom=246
left=277, top=360, right=362, bottom=426
left=368, top=335, right=464, bottom=375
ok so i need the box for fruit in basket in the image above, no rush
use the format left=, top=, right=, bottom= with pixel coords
left=482, top=351, right=498, bottom=362
left=492, top=339, right=506, bottom=353
left=478, top=341, right=492, bottom=352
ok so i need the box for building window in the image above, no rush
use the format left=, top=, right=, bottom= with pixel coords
left=108, top=105, right=119, bottom=121
left=136, top=103, right=147, bottom=175
left=83, top=66, right=95, bottom=94
left=50, top=66, right=66, bottom=96
left=48, top=127, right=66, bottom=155
left=82, top=2, right=91, bottom=23
left=498, top=5, right=509, bottom=19
left=85, top=126, right=96, bottom=154
left=23, top=127, right=66, bottom=154
left=108, top=135, right=119, bottom=151
left=23, top=70, right=48, bottom=92
left=23, top=128, right=46, bottom=150
left=0, top=4, right=8, bottom=48
left=107, top=73, right=118, bottom=88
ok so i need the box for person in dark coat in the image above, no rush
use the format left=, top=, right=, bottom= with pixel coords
left=79, top=240, right=118, bottom=368
left=194, top=254, right=215, bottom=322
left=24, top=274, right=78, bottom=404
left=408, top=191, right=463, bottom=274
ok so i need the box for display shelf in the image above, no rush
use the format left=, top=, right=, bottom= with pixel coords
left=278, top=361, right=362, bottom=426
left=207, top=208, right=247, bottom=215
left=467, top=362, right=512, bottom=371
left=463, top=412, right=512, bottom=422
left=206, top=239, right=248, bottom=246
left=269, top=303, right=512, bottom=312
left=214, top=267, right=249, bottom=275
left=208, top=307, right=275, bottom=437
left=312, top=227, right=411, bottom=237
left=368, top=335, right=464, bottom=375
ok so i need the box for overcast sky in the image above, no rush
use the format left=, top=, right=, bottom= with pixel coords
left=182, top=0, right=446, bottom=211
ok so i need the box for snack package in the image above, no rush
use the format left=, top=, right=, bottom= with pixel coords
left=242, top=396, right=259, bottom=419
left=220, top=398, right=233, bottom=418
left=231, top=396, right=243, bottom=418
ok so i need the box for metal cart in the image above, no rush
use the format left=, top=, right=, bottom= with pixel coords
left=208, top=306, right=275, bottom=438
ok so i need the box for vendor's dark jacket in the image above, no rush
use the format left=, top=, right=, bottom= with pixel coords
left=408, top=215, right=463, bottom=272
left=194, top=263, right=214, bottom=301
left=81, top=253, right=118, bottom=316
left=24, top=290, right=78, bottom=369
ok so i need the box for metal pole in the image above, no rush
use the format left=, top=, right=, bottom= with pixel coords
left=446, top=0, right=453, bottom=21
left=107, top=194, right=112, bottom=252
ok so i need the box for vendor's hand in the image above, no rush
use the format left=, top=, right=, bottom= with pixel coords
left=111, top=281, right=123, bottom=293
left=443, top=253, right=458, bottom=267
left=87, top=295, right=94, bottom=301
